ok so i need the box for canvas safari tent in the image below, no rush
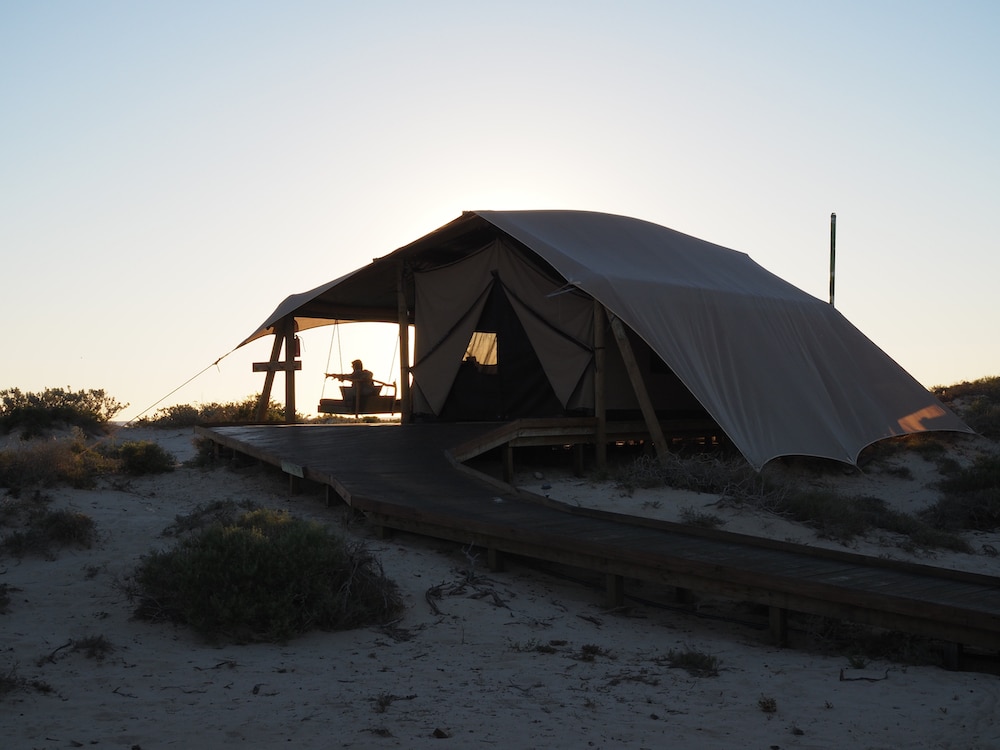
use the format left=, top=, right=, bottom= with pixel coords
left=240, top=210, right=972, bottom=469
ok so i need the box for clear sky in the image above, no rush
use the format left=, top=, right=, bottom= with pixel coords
left=2, top=1, right=997, bottom=422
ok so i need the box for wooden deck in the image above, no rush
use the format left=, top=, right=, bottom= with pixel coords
left=195, top=422, right=1000, bottom=667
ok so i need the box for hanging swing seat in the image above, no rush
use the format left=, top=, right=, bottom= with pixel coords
left=318, top=383, right=399, bottom=416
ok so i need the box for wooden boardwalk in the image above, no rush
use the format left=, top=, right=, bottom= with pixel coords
left=195, top=423, right=1000, bottom=666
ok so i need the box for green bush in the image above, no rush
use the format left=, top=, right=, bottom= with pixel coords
left=140, top=396, right=293, bottom=427
left=933, top=376, right=1000, bottom=439
left=129, top=508, right=402, bottom=643
left=106, top=440, right=176, bottom=475
left=921, top=454, right=1000, bottom=531
left=144, top=403, right=201, bottom=427
left=0, top=387, right=127, bottom=438
left=933, top=376, right=1000, bottom=405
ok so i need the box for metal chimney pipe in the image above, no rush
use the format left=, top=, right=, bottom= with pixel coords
left=829, top=212, right=837, bottom=306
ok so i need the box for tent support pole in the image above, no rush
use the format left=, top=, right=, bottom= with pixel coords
left=593, top=302, right=608, bottom=469
left=609, top=314, right=668, bottom=460
left=397, top=263, right=411, bottom=423
left=282, top=316, right=296, bottom=424
left=255, top=330, right=284, bottom=422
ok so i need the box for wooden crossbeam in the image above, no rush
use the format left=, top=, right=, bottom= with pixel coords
left=252, top=361, right=302, bottom=372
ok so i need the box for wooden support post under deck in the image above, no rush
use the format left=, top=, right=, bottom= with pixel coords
left=487, top=547, right=505, bottom=572
left=397, top=263, right=411, bottom=423
left=503, top=444, right=515, bottom=484
left=605, top=573, right=625, bottom=608
left=593, top=302, right=607, bottom=470
left=943, top=643, right=964, bottom=671
left=769, top=606, right=788, bottom=647
left=609, top=314, right=668, bottom=460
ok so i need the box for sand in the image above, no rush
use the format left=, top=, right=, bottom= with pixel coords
left=2, top=426, right=998, bottom=749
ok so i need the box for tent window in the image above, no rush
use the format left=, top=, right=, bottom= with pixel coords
left=464, top=331, right=498, bottom=371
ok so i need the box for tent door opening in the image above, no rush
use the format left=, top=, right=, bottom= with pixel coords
left=439, top=283, right=562, bottom=421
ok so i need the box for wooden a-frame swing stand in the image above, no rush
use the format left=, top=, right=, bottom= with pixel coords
left=253, top=266, right=414, bottom=424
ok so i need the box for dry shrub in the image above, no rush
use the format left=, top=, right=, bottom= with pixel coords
left=0, top=665, right=53, bottom=698
left=2, top=507, right=97, bottom=558
left=127, top=508, right=402, bottom=643
left=921, top=453, right=1000, bottom=531
left=0, top=431, right=117, bottom=492
left=616, top=452, right=765, bottom=497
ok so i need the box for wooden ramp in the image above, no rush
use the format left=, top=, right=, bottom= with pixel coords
left=195, top=423, right=1000, bottom=667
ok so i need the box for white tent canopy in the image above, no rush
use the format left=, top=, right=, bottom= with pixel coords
left=241, top=210, right=972, bottom=468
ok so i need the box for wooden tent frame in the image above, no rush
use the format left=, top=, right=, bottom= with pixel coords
left=254, top=304, right=669, bottom=480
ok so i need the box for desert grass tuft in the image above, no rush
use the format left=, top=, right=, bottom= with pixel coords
left=1, top=507, right=96, bottom=558
left=758, top=695, right=778, bottom=714
left=0, top=664, right=53, bottom=698
left=679, top=506, right=726, bottom=529
left=662, top=647, right=720, bottom=677
left=617, top=450, right=971, bottom=551
left=0, top=431, right=118, bottom=492
left=0, top=583, right=16, bottom=614
left=160, top=499, right=260, bottom=537
left=71, top=634, right=115, bottom=661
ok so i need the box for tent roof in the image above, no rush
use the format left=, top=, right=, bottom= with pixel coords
left=241, top=209, right=972, bottom=468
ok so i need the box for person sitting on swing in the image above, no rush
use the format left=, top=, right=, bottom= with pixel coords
left=327, top=359, right=377, bottom=396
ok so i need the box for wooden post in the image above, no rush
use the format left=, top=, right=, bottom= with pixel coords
left=254, top=316, right=299, bottom=422
left=503, top=443, right=515, bottom=484
left=283, top=317, right=296, bottom=423
left=397, top=263, right=411, bottom=423
left=487, top=547, right=505, bottom=572
left=769, top=606, right=789, bottom=647
left=605, top=573, right=625, bottom=608
left=593, top=302, right=607, bottom=470
left=943, top=643, right=964, bottom=671
left=609, top=314, right=668, bottom=460
left=254, top=332, right=284, bottom=422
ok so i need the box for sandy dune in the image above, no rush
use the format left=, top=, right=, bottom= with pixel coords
left=2, top=426, right=998, bottom=749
